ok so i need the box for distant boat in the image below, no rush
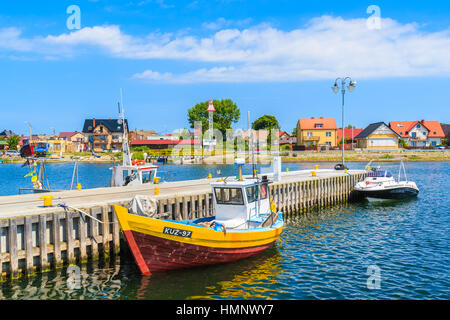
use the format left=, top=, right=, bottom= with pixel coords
left=354, top=159, right=419, bottom=200
left=110, top=90, right=162, bottom=187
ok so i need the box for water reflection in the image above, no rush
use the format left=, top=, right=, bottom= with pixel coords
left=0, top=259, right=123, bottom=300
left=131, top=246, right=285, bottom=300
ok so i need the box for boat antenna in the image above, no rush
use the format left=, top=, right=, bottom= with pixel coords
left=248, top=111, right=256, bottom=178
left=119, top=88, right=132, bottom=167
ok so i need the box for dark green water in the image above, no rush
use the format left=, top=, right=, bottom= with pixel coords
left=0, top=161, right=449, bottom=299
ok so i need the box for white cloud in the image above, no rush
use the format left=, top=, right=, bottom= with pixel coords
left=1, top=15, right=450, bottom=82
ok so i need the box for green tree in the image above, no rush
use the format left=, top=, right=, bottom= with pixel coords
left=7, top=135, right=20, bottom=150
left=251, top=115, right=280, bottom=148
left=291, top=127, right=297, bottom=137
left=187, top=99, right=240, bottom=137
left=251, top=115, right=280, bottom=131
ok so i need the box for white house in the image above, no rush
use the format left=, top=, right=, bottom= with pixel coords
left=389, top=120, right=445, bottom=147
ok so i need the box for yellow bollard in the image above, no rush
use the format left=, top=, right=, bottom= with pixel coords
left=207, top=173, right=212, bottom=179
left=345, top=168, right=348, bottom=173
left=311, top=171, right=316, bottom=177
left=40, top=195, right=54, bottom=207
left=154, top=187, right=160, bottom=195
left=153, top=176, right=160, bottom=184
left=253, top=169, right=258, bottom=176
left=314, top=165, right=319, bottom=170
left=76, top=183, right=82, bottom=190
left=286, top=168, right=289, bottom=172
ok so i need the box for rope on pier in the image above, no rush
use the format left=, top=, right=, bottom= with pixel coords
left=58, top=202, right=114, bottom=225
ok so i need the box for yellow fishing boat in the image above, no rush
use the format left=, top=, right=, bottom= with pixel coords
left=113, top=160, right=283, bottom=275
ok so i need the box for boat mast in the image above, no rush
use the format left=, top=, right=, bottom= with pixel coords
left=119, top=88, right=132, bottom=167
left=248, top=111, right=261, bottom=217
left=248, top=111, right=256, bottom=178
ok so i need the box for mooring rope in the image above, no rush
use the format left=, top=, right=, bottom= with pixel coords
left=57, top=202, right=114, bottom=225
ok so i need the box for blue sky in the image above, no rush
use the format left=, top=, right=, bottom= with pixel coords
left=0, top=0, right=449, bottom=135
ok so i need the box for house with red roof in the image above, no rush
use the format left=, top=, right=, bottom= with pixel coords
left=131, top=139, right=201, bottom=150
left=336, top=128, right=363, bottom=143
left=278, top=131, right=296, bottom=145
left=389, top=120, right=445, bottom=147
left=58, top=131, right=86, bottom=152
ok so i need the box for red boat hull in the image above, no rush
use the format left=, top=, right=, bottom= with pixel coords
left=132, top=230, right=275, bottom=273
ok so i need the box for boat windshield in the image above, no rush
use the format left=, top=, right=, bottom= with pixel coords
left=245, top=184, right=269, bottom=203
left=214, top=187, right=244, bottom=205
left=367, top=169, right=392, bottom=177
left=246, top=185, right=258, bottom=203
left=141, top=170, right=154, bottom=184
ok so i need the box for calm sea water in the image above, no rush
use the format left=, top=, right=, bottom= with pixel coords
left=0, top=161, right=449, bottom=299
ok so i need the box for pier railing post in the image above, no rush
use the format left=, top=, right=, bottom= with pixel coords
left=52, top=213, right=62, bottom=269
left=66, top=211, right=75, bottom=266
left=8, top=219, right=19, bottom=279
left=39, top=214, right=49, bottom=272
left=24, top=216, right=34, bottom=275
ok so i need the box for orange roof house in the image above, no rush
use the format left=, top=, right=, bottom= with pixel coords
left=389, top=120, right=445, bottom=147
left=296, top=117, right=338, bottom=147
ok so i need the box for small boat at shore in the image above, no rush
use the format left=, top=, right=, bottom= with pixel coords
left=354, top=159, right=419, bottom=200
left=113, top=160, right=284, bottom=274
left=110, top=91, right=162, bottom=187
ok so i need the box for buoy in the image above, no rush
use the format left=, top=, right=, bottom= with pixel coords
left=311, top=171, right=316, bottom=177
left=315, top=165, right=319, bottom=170
left=208, top=173, right=212, bottom=179
left=345, top=168, right=348, bottom=173
left=132, top=160, right=145, bottom=166
left=76, top=183, right=82, bottom=190
left=40, top=195, right=54, bottom=207
left=154, top=187, right=160, bottom=195
left=153, top=177, right=160, bottom=184
left=286, top=168, right=289, bottom=172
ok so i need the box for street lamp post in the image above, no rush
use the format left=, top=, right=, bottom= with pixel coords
left=25, top=121, right=32, bottom=140
left=332, top=77, right=356, bottom=168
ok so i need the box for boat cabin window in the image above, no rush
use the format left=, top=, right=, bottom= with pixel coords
left=123, top=170, right=129, bottom=181
left=246, top=184, right=269, bottom=203
left=246, top=185, right=259, bottom=203
left=142, top=171, right=153, bottom=184
left=260, top=184, right=268, bottom=200
left=214, top=187, right=244, bottom=205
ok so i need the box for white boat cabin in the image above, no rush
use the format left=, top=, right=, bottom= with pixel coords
left=211, top=176, right=272, bottom=229
left=112, top=164, right=159, bottom=187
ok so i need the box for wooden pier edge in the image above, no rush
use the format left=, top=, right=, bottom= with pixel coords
left=0, top=172, right=365, bottom=281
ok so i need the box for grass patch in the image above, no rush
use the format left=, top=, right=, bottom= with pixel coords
left=379, top=154, right=394, bottom=159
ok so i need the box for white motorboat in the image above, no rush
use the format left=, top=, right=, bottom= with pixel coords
left=354, top=159, right=419, bottom=200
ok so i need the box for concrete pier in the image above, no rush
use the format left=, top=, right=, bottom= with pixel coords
left=0, top=169, right=365, bottom=280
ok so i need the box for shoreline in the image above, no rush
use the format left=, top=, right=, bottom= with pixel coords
left=1, top=150, right=448, bottom=164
